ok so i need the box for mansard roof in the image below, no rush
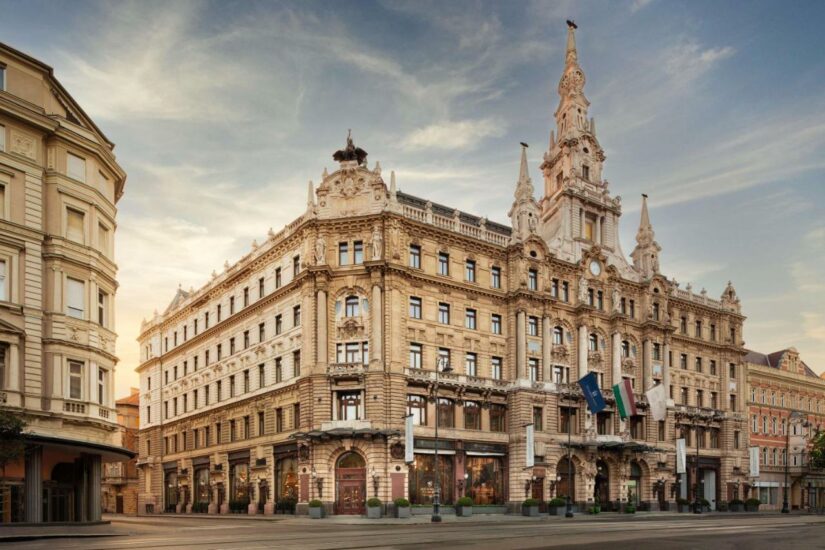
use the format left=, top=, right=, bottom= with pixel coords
left=396, top=191, right=512, bottom=237
left=745, top=348, right=819, bottom=379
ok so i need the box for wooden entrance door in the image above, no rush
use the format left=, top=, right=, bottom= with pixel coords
left=337, top=479, right=365, bottom=515
left=116, top=495, right=124, bottom=514
left=531, top=478, right=546, bottom=512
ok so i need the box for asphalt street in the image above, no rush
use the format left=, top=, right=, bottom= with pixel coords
left=4, top=513, right=825, bottom=550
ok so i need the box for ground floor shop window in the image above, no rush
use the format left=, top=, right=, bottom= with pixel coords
left=409, top=454, right=454, bottom=505
left=759, top=486, right=779, bottom=505
left=229, top=463, right=249, bottom=510
left=465, top=456, right=504, bottom=505
left=194, top=468, right=210, bottom=511
left=275, top=457, right=298, bottom=511
left=165, top=471, right=179, bottom=512
left=0, top=482, right=25, bottom=523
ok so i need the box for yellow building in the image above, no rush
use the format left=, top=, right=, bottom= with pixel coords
left=0, top=42, right=129, bottom=523
left=136, top=22, right=749, bottom=516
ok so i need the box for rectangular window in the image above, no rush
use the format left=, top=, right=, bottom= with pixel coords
left=465, top=259, right=476, bottom=282
left=243, top=287, right=249, bottom=308
left=658, top=420, right=666, bottom=441
left=293, top=305, right=301, bottom=326
left=67, top=153, right=86, bottom=182
left=437, top=398, right=454, bottom=428
left=229, top=296, right=235, bottom=315
left=491, top=314, right=502, bottom=335
left=205, top=349, right=211, bottom=365
left=438, top=303, right=450, bottom=324
left=710, top=324, right=717, bottom=341
left=215, top=423, right=221, bottom=444
left=293, top=350, right=301, bottom=377
left=490, top=404, right=506, bottom=432
left=729, top=363, right=736, bottom=379
left=275, top=314, right=283, bottom=334
left=66, top=208, right=85, bottom=244
left=407, top=395, right=427, bottom=425
left=229, top=375, right=235, bottom=397
left=293, top=403, right=301, bottom=429
left=97, top=290, right=107, bottom=326
left=338, top=391, right=361, bottom=421
left=629, top=299, right=635, bottom=318
left=464, top=401, right=480, bottom=430
left=97, top=223, right=109, bottom=255
left=559, top=407, right=578, bottom=434
left=562, top=281, right=570, bottom=302
left=217, top=304, right=222, bottom=322
left=68, top=361, right=83, bottom=400
left=528, top=358, right=539, bottom=382
left=0, top=123, right=4, bottom=152
left=551, top=278, right=559, bottom=298
left=353, top=241, right=363, bottom=264
left=695, top=356, right=702, bottom=373
left=229, top=338, right=235, bottom=355
left=528, top=316, right=538, bottom=336
left=695, top=320, right=702, bottom=338
left=293, top=255, right=300, bottom=275
left=204, top=384, right=210, bottom=406
left=243, top=330, right=250, bottom=349
left=438, top=348, right=450, bottom=371
left=491, top=266, right=501, bottom=289
left=409, top=343, right=423, bottom=369
left=533, top=407, right=543, bottom=431
left=465, top=309, right=477, bottom=330
left=216, top=380, right=221, bottom=401
left=465, top=352, right=477, bottom=376
left=205, top=311, right=210, bottom=329
left=243, top=415, right=250, bottom=439
left=274, top=357, right=283, bottom=382
left=438, top=252, right=449, bottom=276
left=528, top=269, right=538, bottom=291
left=259, top=277, right=265, bottom=298
left=259, top=322, right=265, bottom=342
left=680, top=353, right=687, bottom=370
left=230, top=420, right=236, bottom=442
left=491, top=357, right=502, bottom=380
left=653, top=343, right=661, bottom=361
left=553, top=365, right=570, bottom=384
left=67, top=278, right=85, bottom=319
left=243, top=369, right=250, bottom=393
left=710, top=360, right=717, bottom=375
left=409, top=296, right=422, bottom=319
left=275, top=267, right=282, bottom=288
left=409, top=245, right=421, bottom=269
left=597, top=290, right=603, bottom=310
left=339, top=242, right=349, bottom=265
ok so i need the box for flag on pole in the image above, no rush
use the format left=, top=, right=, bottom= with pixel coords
left=676, top=438, right=687, bottom=474
left=578, top=372, right=606, bottom=414
left=404, top=415, right=414, bottom=464
left=645, top=383, right=668, bottom=422
left=525, top=424, right=535, bottom=468
left=613, top=378, right=637, bottom=419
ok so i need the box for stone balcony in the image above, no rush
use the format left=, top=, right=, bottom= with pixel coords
left=327, top=362, right=367, bottom=379
left=404, top=367, right=510, bottom=393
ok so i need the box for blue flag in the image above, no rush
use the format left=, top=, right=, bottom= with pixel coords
left=578, top=372, right=606, bottom=414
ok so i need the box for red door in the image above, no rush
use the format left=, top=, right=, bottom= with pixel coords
left=337, top=478, right=366, bottom=515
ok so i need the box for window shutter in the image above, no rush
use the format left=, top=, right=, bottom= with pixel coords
left=67, top=278, right=85, bottom=318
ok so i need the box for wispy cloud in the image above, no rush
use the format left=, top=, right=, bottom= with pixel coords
left=404, top=118, right=506, bottom=150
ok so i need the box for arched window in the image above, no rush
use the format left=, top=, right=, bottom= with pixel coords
left=553, top=326, right=564, bottom=345
left=589, top=333, right=598, bottom=352
left=344, top=295, right=360, bottom=317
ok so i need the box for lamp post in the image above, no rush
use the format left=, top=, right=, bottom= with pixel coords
left=694, top=422, right=702, bottom=514
left=432, top=355, right=452, bottom=523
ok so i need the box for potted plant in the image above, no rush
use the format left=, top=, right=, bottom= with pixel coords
left=456, top=496, right=473, bottom=517
left=394, top=498, right=411, bottom=519
left=676, top=497, right=691, bottom=513
left=728, top=499, right=745, bottom=512
left=547, top=497, right=567, bottom=516
left=745, top=498, right=761, bottom=512
left=717, top=500, right=728, bottom=512
left=700, top=498, right=710, bottom=512
left=367, top=498, right=382, bottom=519
left=522, top=498, right=540, bottom=517
left=308, top=499, right=324, bottom=519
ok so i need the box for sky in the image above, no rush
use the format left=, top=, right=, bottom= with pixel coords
left=2, top=0, right=824, bottom=398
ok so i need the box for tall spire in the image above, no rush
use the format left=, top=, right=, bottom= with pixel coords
left=565, top=19, right=579, bottom=65
left=631, top=194, right=661, bottom=279
left=558, top=20, right=587, bottom=104
left=517, top=142, right=531, bottom=191
left=509, top=142, right=540, bottom=243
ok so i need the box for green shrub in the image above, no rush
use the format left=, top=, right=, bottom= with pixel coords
left=367, top=498, right=382, bottom=508
left=624, top=505, right=636, bottom=513
left=729, top=499, right=744, bottom=505
left=547, top=497, right=566, bottom=507
left=394, top=498, right=410, bottom=508
left=523, top=498, right=540, bottom=507
left=717, top=501, right=729, bottom=511
left=276, top=498, right=297, bottom=513
left=456, top=496, right=473, bottom=507
left=308, top=499, right=323, bottom=508
left=676, top=497, right=689, bottom=505
left=745, top=498, right=761, bottom=507
left=700, top=498, right=710, bottom=507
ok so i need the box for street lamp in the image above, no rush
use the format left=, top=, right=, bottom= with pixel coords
left=432, top=354, right=452, bottom=523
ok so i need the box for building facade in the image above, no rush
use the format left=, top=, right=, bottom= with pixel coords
left=746, top=348, right=825, bottom=510
left=136, top=23, right=750, bottom=516
left=102, top=388, right=140, bottom=515
left=0, top=43, right=129, bottom=523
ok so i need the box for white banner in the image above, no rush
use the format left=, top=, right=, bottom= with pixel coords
left=404, top=415, right=414, bottom=464
left=645, top=383, right=667, bottom=422
left=676, top=438, right=686, bottom=474
left=525, top=424, right=535, bottom=468
left=749, top=446, right=760, bottom=477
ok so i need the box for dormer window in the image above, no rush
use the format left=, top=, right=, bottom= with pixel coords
left=582, top=165, right=590, bottom=181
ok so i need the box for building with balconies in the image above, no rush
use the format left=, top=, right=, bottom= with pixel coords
left=0, top=42, right=130, bottom=523
left=135, top=22, right=749, bottom=516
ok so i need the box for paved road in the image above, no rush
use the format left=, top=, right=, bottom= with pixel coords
left=5, top=514, right=825, bottom=549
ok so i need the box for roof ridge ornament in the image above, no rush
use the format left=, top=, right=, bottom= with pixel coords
left=332, top=129, right=368, bottom=166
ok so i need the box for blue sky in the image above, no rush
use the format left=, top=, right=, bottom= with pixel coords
left=2, top=0, right=824, bottom=397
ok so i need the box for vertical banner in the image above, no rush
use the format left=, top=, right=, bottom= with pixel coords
left=525, top=424, right=535, bottom=468
left=645, top=383, right=668, bottom=422
left=749, top=446, right=760, bottom=477
left=578, top=372, right=606, bottom=414
left=404, top=414, right=414, bottom=464
left=676, top=438, right=687, bottom=474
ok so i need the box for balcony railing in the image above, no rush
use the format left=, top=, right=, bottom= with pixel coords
left=328, top=362, right=367, bottom=377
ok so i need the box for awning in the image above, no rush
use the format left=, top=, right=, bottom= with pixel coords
left=561, top=440, right=665, bottom=453
left=24, top=433, right=134, bottom=460
left=413, top=449, right=456, bottom=455
left=466, top=451, right=506, bottom=457
left=290, top=427, right=400, bottom=442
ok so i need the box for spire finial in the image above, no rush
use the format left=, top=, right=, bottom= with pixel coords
left=518, top=142, right=530, bottom=184
left=565, top=20, right=578, bottom=64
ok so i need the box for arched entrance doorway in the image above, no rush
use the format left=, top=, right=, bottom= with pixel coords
left=627, top=461, right=642, bottom=505
left=335, top=452, right=366, bottom=515
left=556, top=457, right=576, bottom=503
left=594, top=460, right=610, bottom=506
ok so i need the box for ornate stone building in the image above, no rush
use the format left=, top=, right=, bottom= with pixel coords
left=102, top=388, right=140, bottom=515
left=0, top=42, right=129, bottom=523
left=136, top=22, right=749, bottom=515
left=745, top=348, right=825, bottom=510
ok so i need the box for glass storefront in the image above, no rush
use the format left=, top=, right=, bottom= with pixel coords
left=230, top=463, right=249, bottom=504
left=465, top=456, right=504, bottom=505
left=164, top=471, right=178, bottom=512
left=275, top=458, right=298, bottom=501
left=409, top=454, right=454, bottom=505
left=195, top=468, right=210, bottom=506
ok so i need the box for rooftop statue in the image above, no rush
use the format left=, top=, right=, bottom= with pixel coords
left=333, top=129, right=368, bottom=166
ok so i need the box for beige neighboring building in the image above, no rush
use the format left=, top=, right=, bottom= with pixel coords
left=0, top=43, right=130, bottom=523
left=746, top=348, right=825, bottom=510
left=102, top=388, right=140, bottom=515
left=136, top=22, right=749, bottom=516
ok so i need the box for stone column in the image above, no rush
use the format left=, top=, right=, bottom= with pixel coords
left=371, top=285, right=383, bottom=366
left=316, top=290, right=327, bottom=367
left=611, top=332, right=622, bottom=387
left=88, top=454, right=102, bottom=521
left=642, top=339, right=652, bottom=392
left=577, top=325, right=588, bottom=379
left=542, top=317, right=552, bottom=382
left=24, top=445, right=42, bottom=523
left=7, top=343, right=19, bottom=392
left=517, top=311, right=526, bottom=379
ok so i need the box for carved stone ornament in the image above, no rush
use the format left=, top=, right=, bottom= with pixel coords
left=299, top=445, right=310, bottom=461
left=390, top=443, right=405, bottom=460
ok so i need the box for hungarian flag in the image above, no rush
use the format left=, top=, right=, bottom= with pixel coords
left=613, top=379, right=637, bottom=419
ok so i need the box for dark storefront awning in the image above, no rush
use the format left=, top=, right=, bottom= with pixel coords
left=290, top=427, right=400, bottom=442
left=561, top=440, right=666, bottom=453
left=24, top=433, right=135, bottom=460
